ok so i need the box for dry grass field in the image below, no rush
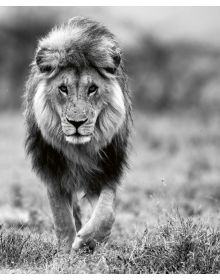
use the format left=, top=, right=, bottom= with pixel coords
left=0, top=110, right=220, bottom=273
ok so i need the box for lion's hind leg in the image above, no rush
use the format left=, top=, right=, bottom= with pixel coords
left=73, top=201, right=82, bottom=232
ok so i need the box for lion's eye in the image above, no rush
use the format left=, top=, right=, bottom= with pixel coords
left=59, top=85, right=68, bottom=94
left=88, top=84, right=98, bottom=95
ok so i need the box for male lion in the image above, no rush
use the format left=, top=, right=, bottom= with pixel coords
left=24, top=16, right=131, bottom=253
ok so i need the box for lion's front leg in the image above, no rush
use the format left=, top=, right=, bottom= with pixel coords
left=72, top=187, right=116, bottom=250
left=47, top=188, right=76, bottom=254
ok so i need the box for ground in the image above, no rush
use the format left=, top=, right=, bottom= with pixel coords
left=0, top=110, right=220, bottom=273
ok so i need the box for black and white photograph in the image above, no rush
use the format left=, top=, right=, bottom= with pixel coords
left=1, top=3, right=220, bottom=274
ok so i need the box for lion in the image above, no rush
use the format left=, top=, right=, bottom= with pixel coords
left=24, top=16, right=132, bottom=253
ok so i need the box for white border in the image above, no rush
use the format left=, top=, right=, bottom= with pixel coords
left=0, top=0, right=220, bottom=7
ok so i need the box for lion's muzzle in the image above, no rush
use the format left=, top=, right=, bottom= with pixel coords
left=61, top=100, right=96, bottom=144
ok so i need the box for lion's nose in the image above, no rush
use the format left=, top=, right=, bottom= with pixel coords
left=66, top=118, right=88, bottom=129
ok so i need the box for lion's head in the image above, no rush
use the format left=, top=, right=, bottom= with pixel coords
left=27, top=17, right=130, bottom=150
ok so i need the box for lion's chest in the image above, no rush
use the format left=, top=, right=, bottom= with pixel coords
left=63, top=148, right=99, bottom=192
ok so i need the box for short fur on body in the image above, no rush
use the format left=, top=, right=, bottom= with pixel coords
left=24, top=16, right=131, bottom=252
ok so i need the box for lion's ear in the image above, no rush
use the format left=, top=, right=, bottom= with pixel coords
left=112, top=47, right=121, bottom=68
left=35, top=48, right=60, bottom=73
left=104, top=47, right=121, bottom=75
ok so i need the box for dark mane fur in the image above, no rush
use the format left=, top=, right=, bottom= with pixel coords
left=25, top=118, right=130, bottom=196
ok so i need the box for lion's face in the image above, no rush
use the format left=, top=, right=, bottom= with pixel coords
left=50, top=68, right=106, bottom=144
left=34, top=67, right=126, bottom=146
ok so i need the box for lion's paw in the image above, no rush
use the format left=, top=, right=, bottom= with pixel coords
left=72, top=212, right=114, bottom=251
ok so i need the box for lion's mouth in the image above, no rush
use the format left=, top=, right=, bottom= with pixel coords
left=64, top=132, right=92, bottom=144
left=64, top=131, right=91, bottom=137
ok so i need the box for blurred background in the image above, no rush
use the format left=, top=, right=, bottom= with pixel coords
left=1, top=6, right=220, bottom=235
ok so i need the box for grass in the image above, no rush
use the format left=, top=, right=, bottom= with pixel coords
left=1, top=214, right=220, bottom=273
left=1, top=110, right=220, bottom=273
